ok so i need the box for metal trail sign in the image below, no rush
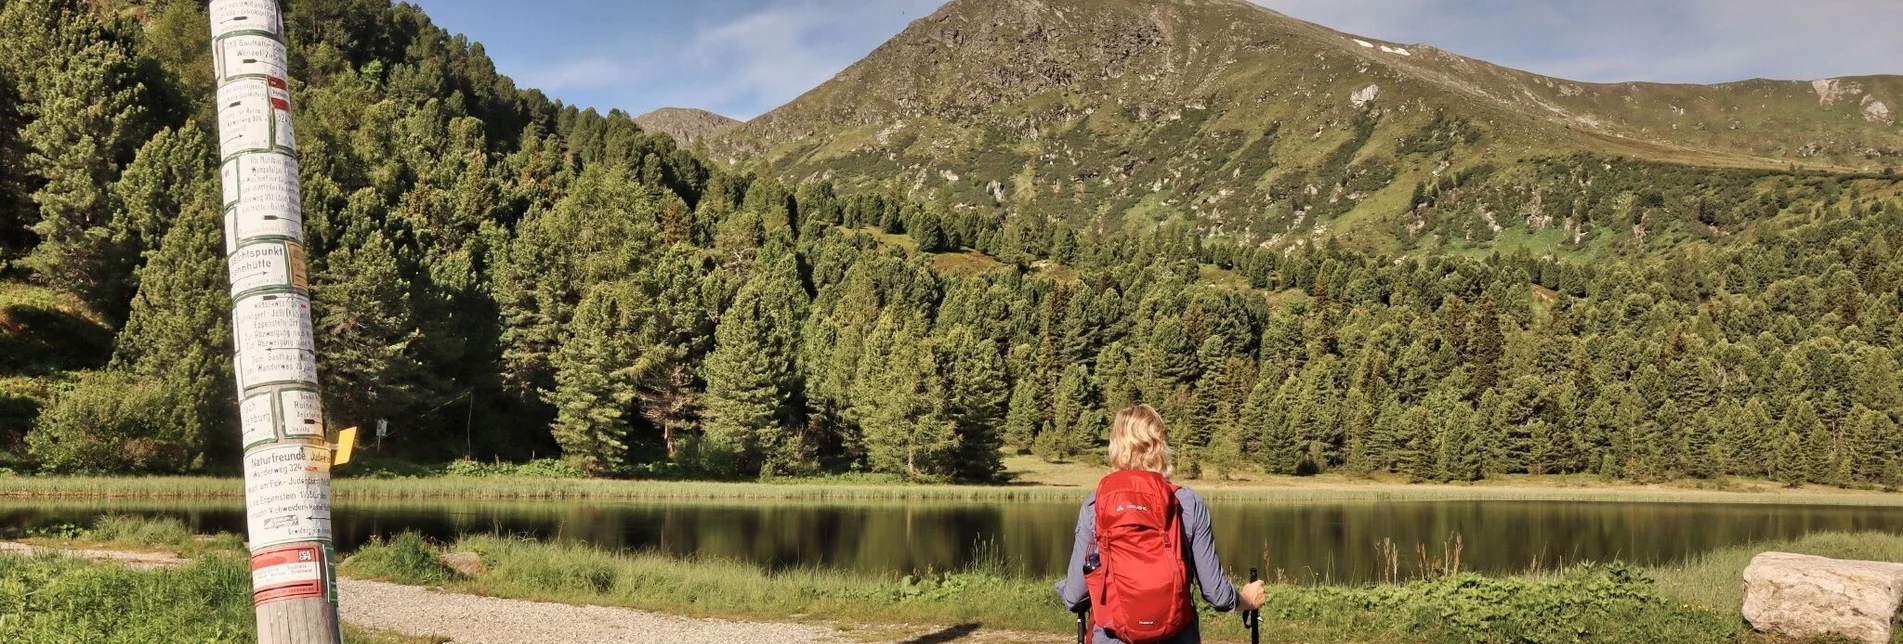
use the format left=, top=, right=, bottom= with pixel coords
left=209, top=1, right=344, bottom=641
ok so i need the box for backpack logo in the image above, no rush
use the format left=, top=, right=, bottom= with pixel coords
left=1115, top=504, right=1149, bottom=513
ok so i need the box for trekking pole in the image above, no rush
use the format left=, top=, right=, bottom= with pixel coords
left=1246, top=567, right=1261, bottom=644
left=1075, top=606, right=1088, bottom=644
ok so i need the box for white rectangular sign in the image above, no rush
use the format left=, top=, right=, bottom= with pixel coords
left=220, top=154, right=304, bottom=245
left=228, top=241, right=296, bottom=295
left=233, top=293, right=317, bottom=389
left=280, top=389, right=324, bottom=439
left=209, top=0, right=282, bottom=39
left=216, top=79, right=295, bottom=158
left=214, top=33, right=288, bottom=84
left=240, top=393, right=276, bottom=446
left=243, top=444, right=333, bottom=548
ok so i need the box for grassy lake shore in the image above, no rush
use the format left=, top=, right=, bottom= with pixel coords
left=5, top=465, right=1902, bottom=506
left=15, top=515, right=1899, bottom=644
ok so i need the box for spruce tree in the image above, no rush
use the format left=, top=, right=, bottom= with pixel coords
left=700, top=282, right=787, bottom=477
left=1246, top=377, right=1300, bottom=475
left=940, top=325, right=1007, bottom=481
left=1003, top=377, right=1043, bottom=452
left=67, top=187, right=230, bottom=472
left=548, top=287, right=635, bottom=475
left=856, top=318, right=958, bottom=481
left=312, top=227, right=422, bottom=429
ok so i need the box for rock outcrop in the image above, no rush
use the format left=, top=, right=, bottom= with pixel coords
left=1742, top=552, right=1903, bottom=644
left=440, top=551, right=489, bottom=578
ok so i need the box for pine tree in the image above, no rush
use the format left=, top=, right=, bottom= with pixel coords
left=1003, top=377, right=1043, bottom=452
left=856, top=320, right=958, bottom=481
left=1468, top=295, right=1504, bottom=391
left=1246, top=377, right=1300, bottom=475
left=100, top=123, right=213, bottom=319
left=1040, top=363, right=1096, bottom=463
left=1847, top=407, right=1897, bottom=485
left=700, top=283, right=788, bottom=478
left=940, top=325, right=1008, bottom=482
left=313, top=227, right=422, bottom=429
left=1396, top=405, right=1433, bottom=481
left=548, top=287, right=635, bottom=475
left=4, top=0, right=155, bottom=311
left=68, top=186, right=230, bottom=472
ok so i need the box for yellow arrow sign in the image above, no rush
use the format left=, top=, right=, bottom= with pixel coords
left=333, top=427, right=357, bottom=466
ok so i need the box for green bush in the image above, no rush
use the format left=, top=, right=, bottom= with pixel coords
left=342, top=532, right=461, bottom=585
left=442, top=457, right=587, bottom=479
left=25, top=371, right=205, bottom=474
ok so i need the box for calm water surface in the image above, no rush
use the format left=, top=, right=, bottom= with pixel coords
left=5, top=498, right=1901, bottom=582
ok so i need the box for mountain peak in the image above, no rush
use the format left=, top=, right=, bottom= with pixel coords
left=635, top=107, right=739, bottom=144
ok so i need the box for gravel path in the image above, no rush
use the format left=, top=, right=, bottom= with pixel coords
left=339, top=578, right=848, bottom=644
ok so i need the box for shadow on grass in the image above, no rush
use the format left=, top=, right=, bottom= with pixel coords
left=894, top=623, right=983, bottom=644
left=0, top=302, right=113, bottom=376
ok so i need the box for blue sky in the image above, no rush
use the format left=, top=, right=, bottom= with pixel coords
left=411, top=0, right=1903, bottom=121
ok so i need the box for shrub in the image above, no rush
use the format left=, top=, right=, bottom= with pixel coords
left=26, top=371, right=206, bottom=474
left=342, top=532, right=460, bottom=585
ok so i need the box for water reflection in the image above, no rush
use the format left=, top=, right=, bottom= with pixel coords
left=5, top=498, right=1901, bottom=583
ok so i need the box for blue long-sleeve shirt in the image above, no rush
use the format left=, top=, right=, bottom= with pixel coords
left=1055, top=486, right=1239, bottom=644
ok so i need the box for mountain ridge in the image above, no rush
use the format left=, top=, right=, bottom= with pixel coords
left=711, top=0, right=1902, bottom=252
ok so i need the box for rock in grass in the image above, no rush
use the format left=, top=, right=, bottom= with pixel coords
left=440, top=551, right=487, bottom=578
left=1742, top=552, right=1903, bottom=644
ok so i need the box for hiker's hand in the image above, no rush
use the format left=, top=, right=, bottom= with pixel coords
left=1238, top=580, right=1266, bottom=612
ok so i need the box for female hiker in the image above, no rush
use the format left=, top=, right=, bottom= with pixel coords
left=1055, top=404, right=1267, bottom=644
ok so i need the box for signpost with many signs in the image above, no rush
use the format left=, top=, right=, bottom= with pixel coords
left=208, top=1, right=344, bottom=641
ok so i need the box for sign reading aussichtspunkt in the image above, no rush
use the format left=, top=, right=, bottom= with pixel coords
left=242, top=443, right=333, bottom=549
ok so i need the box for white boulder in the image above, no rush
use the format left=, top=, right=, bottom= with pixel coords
left=1742, top=552, right=1903, bottom=644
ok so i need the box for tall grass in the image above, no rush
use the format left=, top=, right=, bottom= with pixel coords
left=1652, top=531, right=1903, bottom=615
left=9, top=475, right=1903, bottom=506
left=0, top=552, right=431, bottom=643
left=21, top=514, right=244, bottom=556
left=340, top=531, right=1903, bottom=643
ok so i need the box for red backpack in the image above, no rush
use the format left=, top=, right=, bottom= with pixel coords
left=1086, top=470, right=1193, bottom=643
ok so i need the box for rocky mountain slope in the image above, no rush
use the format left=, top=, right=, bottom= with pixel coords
left=713, top=0, right=1903, bottom=252
left=635, top=107, right=739, bottom=144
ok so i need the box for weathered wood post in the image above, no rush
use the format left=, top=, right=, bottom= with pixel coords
left=208, top=1, right=343, bottom=642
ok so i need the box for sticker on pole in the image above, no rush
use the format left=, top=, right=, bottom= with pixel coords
left=240, top=392, right=276, bottom=447
left=251, top=544, right=325, bottom=604
left=213, top=33, right=288, bottom=84
left=228, top=241, right=304, bottom=296
left=280, top=388, right=324, bottom=439
left=243, top=443, right=332, bottom=549
left=232, top=292, right=317, bottom=390
left=216, top=78, right=296, bottom=159
left=210, top=0, right=283, bottom=40
left=219, top=154, right=303, bottom=245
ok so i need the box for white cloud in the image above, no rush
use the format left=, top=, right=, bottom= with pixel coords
left=656, top=0, right=945, bottom=119
left=518, top=55, right=638, bottom=92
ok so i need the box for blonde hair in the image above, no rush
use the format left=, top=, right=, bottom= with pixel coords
left=1108, top=404, right=1173, bottom=478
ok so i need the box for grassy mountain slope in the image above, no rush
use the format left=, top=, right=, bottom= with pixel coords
left=634, top=107, right=739, bottom=144
left=715, top=0, right=1903, bottom=252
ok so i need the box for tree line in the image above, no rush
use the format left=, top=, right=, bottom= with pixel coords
left=2, top=0, right=1902, bottom=488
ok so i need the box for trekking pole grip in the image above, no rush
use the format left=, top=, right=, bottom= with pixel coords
left=1248, top=567, right=1262, bottom=642
left=1245, top=567, right=1260, bottom=625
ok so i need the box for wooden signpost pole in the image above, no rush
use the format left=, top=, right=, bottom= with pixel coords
left=208, top=1, right=343, bottom=641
